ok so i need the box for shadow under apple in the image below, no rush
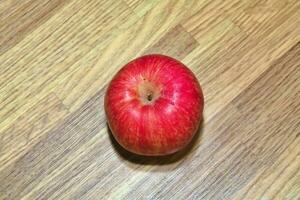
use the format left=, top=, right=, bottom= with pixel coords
left=107, top=119, right=204, bottom=166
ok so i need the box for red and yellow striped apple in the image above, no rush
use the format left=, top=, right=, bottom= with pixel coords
left=105, top=55, right=204, bottom=156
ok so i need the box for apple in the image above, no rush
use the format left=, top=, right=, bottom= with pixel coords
left=105, top=54, right=204, bottom=156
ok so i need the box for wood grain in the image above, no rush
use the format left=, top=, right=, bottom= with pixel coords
left=0, top=0, right=299, bottom=199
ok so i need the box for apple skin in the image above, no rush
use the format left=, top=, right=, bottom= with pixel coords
left=105, top=54, right=204, bottom=156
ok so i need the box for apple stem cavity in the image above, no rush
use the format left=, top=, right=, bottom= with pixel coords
left=138, top=80, right=160, bottom=105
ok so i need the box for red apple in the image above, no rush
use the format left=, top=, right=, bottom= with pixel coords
left=105, top=54, right=204, bottom=156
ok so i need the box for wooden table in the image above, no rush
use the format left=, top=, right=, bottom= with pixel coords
left=1, top=0, right=300, bottom=199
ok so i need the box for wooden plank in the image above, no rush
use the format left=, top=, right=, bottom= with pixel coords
left=143, top=25, right=199, bottom=60
left=0, top=0, right=71, bottom=54
left=0, top=91, right=105, bottom=199
left=123, top=0, right=160, bottom=17
left=0, top=93, right=69, bottom=172
left=231, top=43, right=300, bottom=199
left=234, top=138, right=300, bottom=200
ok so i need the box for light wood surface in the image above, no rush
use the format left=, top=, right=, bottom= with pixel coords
left=1, top=0, right=300, bottom=199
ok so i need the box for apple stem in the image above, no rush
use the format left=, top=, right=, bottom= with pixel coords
left=147, top=94, right=153, bottom=101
